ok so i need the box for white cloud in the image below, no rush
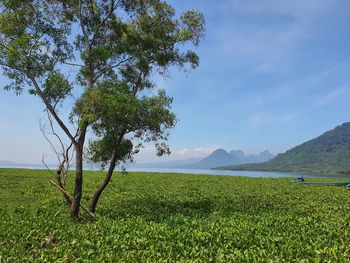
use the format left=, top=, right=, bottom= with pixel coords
left=314, top=87, right=349, bottom=109
left=176, top=148, right=189, bottom=156
left=134, top=146, right=217, bottom=163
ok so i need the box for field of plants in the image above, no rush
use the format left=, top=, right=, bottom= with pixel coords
left=1, top=168, right=350, bottom=262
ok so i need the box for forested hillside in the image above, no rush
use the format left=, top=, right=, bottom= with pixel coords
left=219, top=123, right=350, bottom=174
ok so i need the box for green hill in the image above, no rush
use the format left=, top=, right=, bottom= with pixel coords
left=218, top=122, right=350, bottom=174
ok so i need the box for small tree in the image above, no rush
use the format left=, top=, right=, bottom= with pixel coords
left=82, top=82, right=177, bottom=212
left=0, top=0, right=205, bottom=218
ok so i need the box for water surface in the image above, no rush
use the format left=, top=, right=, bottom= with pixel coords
left=1, top=164, right=349, bottom=179
left=125, top=167, right=350, bottom=179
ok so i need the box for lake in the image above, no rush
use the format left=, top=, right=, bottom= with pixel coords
left=2, top=164, right=348, bottom=179
left=125, top=168, right=350, bottom=179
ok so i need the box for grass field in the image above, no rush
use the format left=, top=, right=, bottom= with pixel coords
left=1, top=168, right=350, bottom=262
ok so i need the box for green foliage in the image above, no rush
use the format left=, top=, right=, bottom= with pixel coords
left=0, top=0, right=72, bottom=92
left=88, top=137, right=134, bottom=166
left=221, top=123, right=350, bottom=174
left=42, top=72, right=72, bottom=108
left=76, top=80, right=176, bottom=165
left=1, top=168, right=350, bottom=261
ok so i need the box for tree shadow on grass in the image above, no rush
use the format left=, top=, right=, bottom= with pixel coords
left=98, top=197, right=216, bottom=222
left=96, top=193, right=316, bottom=222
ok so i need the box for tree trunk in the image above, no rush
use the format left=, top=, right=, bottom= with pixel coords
left=56, top=166, right=72, bottom=206
left=70, top=125, right=88, bottom=219
left=89, top=149, right=118, bottom=213
left=70, top=143, right=83, bottom=219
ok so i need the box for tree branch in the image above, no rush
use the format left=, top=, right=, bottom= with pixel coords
left=28, top=75, right=77, bottom=144
left=40, top=119, right=61, bottom=163
left=78, top=0, right=90, bottom=49
left=90, top=0, right=118, bottom=46
left=49, top=180, right=95, bottom=218
left=63, top=61, right=87, bottom=68
left=93, top=56, right=132, bottom=82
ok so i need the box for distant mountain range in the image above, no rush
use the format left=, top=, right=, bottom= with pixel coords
left=0, top=160, right=51, bottom=168
left=130, top=149, right=274, bottom=169
left=0, top=160, right=18, bottom=166
left=0, top=160, right=38, bottom=166
left=218, top=122, right=350, bottom=174
left=0, top=161, right=53, bottom=171
left=1, top=148, right=274, bottom=170
left=4, top=123, right=350, bottom=174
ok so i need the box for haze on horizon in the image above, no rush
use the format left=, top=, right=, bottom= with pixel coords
left=1, top=0, right=350, bottom=164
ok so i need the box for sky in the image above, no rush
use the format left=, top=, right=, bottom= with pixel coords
left=1, top=0, right=350, bottom=164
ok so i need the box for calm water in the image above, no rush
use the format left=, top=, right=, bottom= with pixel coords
left=1, top=164, right=349, bottom=179
left=126, top=168, right=350, bottom=179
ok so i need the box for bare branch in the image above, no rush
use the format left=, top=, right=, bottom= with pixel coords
left=49, top=180, right=94, bottom=217
left=41, top=111, right=76, bottom=205
left=46, top=111, right=66, bottom=154
left=42, top=155, right=55, bottom=177
left=40, top=118, right=62, bottom=163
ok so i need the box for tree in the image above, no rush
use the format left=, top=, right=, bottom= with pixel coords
left=0, top=0, right=205, bottom=219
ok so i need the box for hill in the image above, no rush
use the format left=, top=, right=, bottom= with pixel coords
left=0, top=160, right=22, bottom=166
left=186, top=149, right=241, bottom=169
left=186, top=149, right=274, bottom=169
left=231, top=149, right=274, bottom=164
left=218, top=122, right=350, bottom=174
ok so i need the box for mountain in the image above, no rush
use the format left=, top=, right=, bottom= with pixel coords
left=186, top=149, right=240, bottom=169
left=130, top=149, right=274, bottom=169
left=0, top=160, right=18, bottom=165
left=230, top=150, right=274, bottom=164
left=0, top=160, right=39, bottom=167
left=0, top=149, right=274, bottom=170
left=230, top=150, right=245, bottom=160
left=218, top=122, right=350, bottom=174
left=259, top=150, right=275, bottom=161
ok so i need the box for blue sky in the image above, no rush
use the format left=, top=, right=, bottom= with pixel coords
left=1, top=0, right=350, bottom=164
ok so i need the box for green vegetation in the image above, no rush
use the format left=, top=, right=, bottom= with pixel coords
left=219, top=122, right=350, bottom=174
left=2, top=168, right=350, bottom=261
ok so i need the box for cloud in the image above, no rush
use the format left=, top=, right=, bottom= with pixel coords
left=230, top=0, right=334, bottom=18
left=134, top=146, right=217, bottom=163
left=175, top=148, right=189, bottom=156
left=248, top=112, right=298, bottom=126
left=314, top=87, right=349, bottom=109
left=214, top=0, right=337, bottom=74
left=171, top=147, right=216, bottom=159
